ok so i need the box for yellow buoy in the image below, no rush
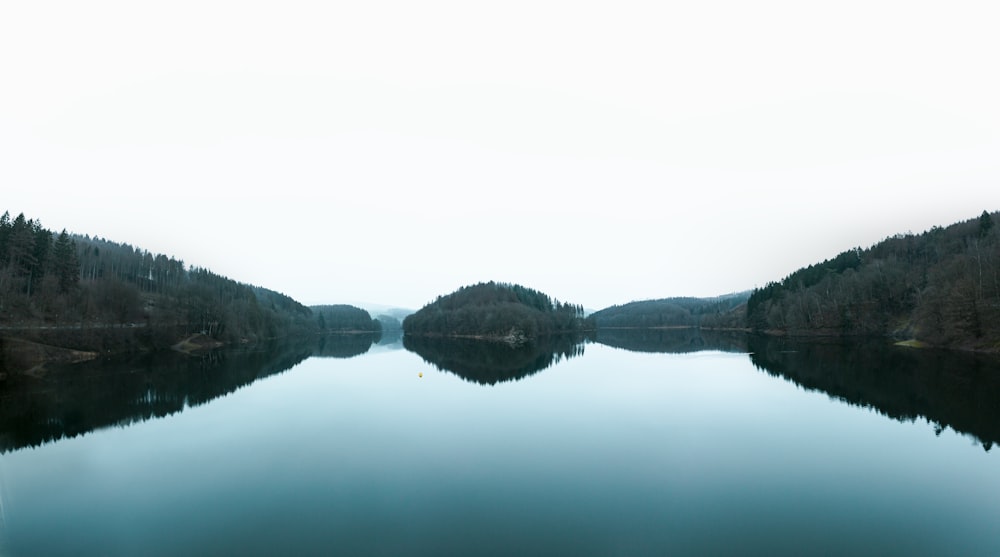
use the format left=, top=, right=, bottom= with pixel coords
left=418, top=372, right=423, bottom=378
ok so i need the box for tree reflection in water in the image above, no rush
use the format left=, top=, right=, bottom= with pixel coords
left=403, top=334, right=587, bottom=385
left=313, top=332, right=378, bottom=359
left=594, top=327, right=1000, bottom=450
left=747, top=335, right=1000, bottom=451
left=594, top=327, right=748, bottom=354
left=0, top=337, right=316, bottom=453
left=4, top=328, right=998, bottom=456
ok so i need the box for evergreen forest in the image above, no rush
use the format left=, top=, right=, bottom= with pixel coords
left=311, top=304, right=383, bottom=333
left=402, top=282, right=593, bottom=341
left=746, top=210, right=1000, bottom=350
left=4, top=207, right=1000, bottom=366
left=589, top=293, right=749, bottom=330
left=0, top=211, right=377, bottom=358
left=593, top=210, right=1000, bottom=352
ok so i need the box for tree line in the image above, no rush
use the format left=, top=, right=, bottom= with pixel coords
left=0, top=211, right=369, bottom=352
left=582, top=210, right=1000, bottom=353
left=746, top=210, right=1000, bottom=350
left=10, top=206, right=995, bottom=355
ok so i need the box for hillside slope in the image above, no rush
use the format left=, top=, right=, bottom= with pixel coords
left=747, top=210, right=1000, bottom=351
left=0, top=211, right=318, bottom=359
left=590, top=293, right=748, bottom=329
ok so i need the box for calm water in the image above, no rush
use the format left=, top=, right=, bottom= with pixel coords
left=1, top=331, right=999, bottom=556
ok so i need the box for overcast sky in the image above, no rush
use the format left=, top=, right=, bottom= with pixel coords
left=2, top=1, right=998, bottom=310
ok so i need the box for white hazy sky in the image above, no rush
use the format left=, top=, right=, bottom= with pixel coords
left=2, top=1, right=998, bottom=310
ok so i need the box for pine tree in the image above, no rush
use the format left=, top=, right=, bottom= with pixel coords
left=979, top=210, right=994, bottom=238
left=51, top=230, right=80, bottom=292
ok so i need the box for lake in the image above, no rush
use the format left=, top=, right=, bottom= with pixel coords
left=1, top=330, right=999, bottom=556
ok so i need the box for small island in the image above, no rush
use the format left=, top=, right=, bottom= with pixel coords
left=402, top=281, right=593, bottom=343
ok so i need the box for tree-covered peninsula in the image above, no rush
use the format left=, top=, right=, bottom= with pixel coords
left=402, top=282, right=594, bottom=342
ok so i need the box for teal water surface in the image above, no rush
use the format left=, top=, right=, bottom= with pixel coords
left=1, top=334, right=998, bottom=556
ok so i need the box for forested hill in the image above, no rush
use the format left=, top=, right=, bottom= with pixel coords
left=747, top=210, right=1000, bottom=351
left=590, top=293, right=748, bottom=329
left=402, top=282, right=593, bottom=341
left=311, top=304, right=381, bottom=333
left=0, top=211, right=318, bottom=352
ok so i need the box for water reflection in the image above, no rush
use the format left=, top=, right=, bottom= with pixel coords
left=0, top=338, right=315, bottom=453
left=593, top=328, right=1000, bottom=449
left=376, top=327, right=403, bottom=346
left=747, top=335, right=1000, bottom=450
left=5, top=327, right=999, bottom=456
left=594, top=327, right=748, bottom=353
left=313, top=332, right=378, bottom=358
left=0, top=332, right=390, bottom=453
left=403, top=335, right=587, bottom=385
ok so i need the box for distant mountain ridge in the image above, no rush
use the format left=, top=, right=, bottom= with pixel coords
left=589, top=292, right=749, bottom=330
